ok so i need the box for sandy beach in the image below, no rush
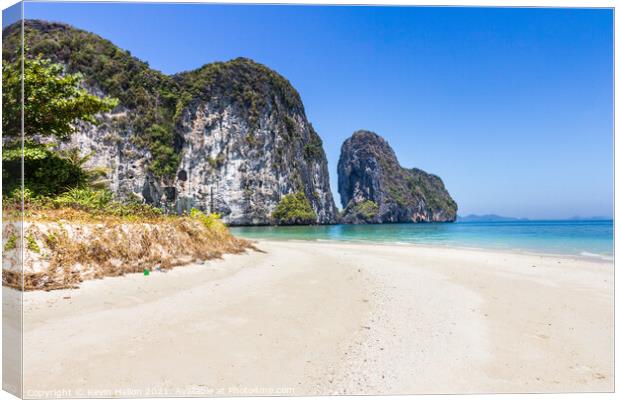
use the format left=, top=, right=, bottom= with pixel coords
left=13, top=240, right=613, bottom=397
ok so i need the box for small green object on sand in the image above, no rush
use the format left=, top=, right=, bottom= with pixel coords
left=143, top=269, right=150, bottom=276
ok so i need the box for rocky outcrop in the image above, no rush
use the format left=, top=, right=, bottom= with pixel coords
left=338, top=130, right=457, bottom=224
left=3, top=20, right=337, bottom=225
left=170, top=60, right=336, bottom=225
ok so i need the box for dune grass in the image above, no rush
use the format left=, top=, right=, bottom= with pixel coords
left=3, top=202, right=254, bottom=291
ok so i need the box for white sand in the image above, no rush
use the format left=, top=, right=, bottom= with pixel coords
left=14, top=240, right=613, bottom=396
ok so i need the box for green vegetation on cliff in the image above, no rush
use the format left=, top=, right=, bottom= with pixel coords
left=407, top=168, right=458, bottom=217
left=2, top=51, right=117, bottom=140
left=1, top=20, right=339, bottom=225
left=2, top=46, right=117, bottom=197
left=3, top=143, right=106, bottom=197
left=375, top=142, right=457, bottom=218
left=271, top=192, right=317, bottom=225
left=175, top=57, right=304, bottom=116
left=3, top=21, right=182, bottom=177
left=1, top=38, right=164, bottom=222
left=50, top=188, right=162, bottom=218
left=345, top=200, right=379, bottom=221
left=3, top=20, right=313, bottom=179
left=338, top=130, right=457, bottom=223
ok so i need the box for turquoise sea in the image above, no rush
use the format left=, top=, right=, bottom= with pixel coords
left=230, top=220, right=614, bottom=260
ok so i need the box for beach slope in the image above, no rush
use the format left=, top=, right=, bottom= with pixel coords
left=18, top=241, right=613, bottom=396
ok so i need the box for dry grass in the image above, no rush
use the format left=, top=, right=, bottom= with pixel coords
left=2, top=208, right=255, bottom=291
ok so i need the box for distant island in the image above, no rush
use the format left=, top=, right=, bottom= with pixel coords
left=457, top=214, right=529, bottom=222
left=458, top=214, right=612, bottom=222
left=568, top=216, right=613, bottom=221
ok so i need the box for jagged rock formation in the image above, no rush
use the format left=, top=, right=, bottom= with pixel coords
left=338, top=130, right=457, bottom=223
left=3, top=20, right=337, bottom=225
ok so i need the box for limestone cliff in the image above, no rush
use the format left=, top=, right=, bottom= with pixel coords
left=337, top=130, right=457, bottom=223
left=3, top=20, right=337, bottom=225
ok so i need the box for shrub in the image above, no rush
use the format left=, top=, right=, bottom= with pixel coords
left=303, top=126, right=324, bottom=160
left=271, top=192, right=317, bottom=225
left=349, top=200, right=379, bottom=220
left=4, top=234, right=17, bottom=252
left=2, top=49, right=117, bottom=141
left=53, top=187, right=114, bottom=210
left=303, top=143, right=322, bottom=160
left=283, top=115, right=297, bottom=138
left=189, top=208, right=226, bottom=233
left=4, top=27, right=181, bottom=179
left=25, top=234, right=40, bottom=253
left=2, top=142, right=93, bottom=197
left=52, top=187, right=162, bottom=218
left=141, top=124, right=181, bottom=177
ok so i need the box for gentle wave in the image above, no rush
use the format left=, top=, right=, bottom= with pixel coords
left=230, top=220, right=613, bottom=257
left=579, top=252, right=614, bottom=261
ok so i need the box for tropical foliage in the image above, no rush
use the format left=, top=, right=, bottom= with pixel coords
left=271, top=192, right=317, bottom=225
left=3, top=22, right=181, bottom=177
left=190, top=208, right=226, bottom=233
left=346, top=200, right=379, bottom=220
left=2, top=51, right=117, bottom=140
left=2, top=44, right=119, bottom=199
left=2, top=142, right=109, bottom=197
left=51, top=187, right=162, bottom=217
left=3, top=21, right=316, bottom=178
left=0, top=39, right=154, bottom=219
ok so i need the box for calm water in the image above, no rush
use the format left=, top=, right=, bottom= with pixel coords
left=230, top=220, right=614, bottom=259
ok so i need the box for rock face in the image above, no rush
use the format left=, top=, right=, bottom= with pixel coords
left=4, top=20, right=337, bottom=225
left=338, top=130, right=457, bottom=223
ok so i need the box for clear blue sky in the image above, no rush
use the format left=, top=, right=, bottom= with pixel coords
left=14, top=2, right=614, bottom=219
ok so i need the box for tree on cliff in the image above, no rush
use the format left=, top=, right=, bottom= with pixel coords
left=2, top=47, right=117, bottom=140
left=2, top=46, right=118, bottom=197
left=271, top=192, right=317, bottom=225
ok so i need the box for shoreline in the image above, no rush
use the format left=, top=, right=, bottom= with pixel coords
left=15, top=240, right=614, bottom=395
left=234, top=236, right=615, bottom=264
